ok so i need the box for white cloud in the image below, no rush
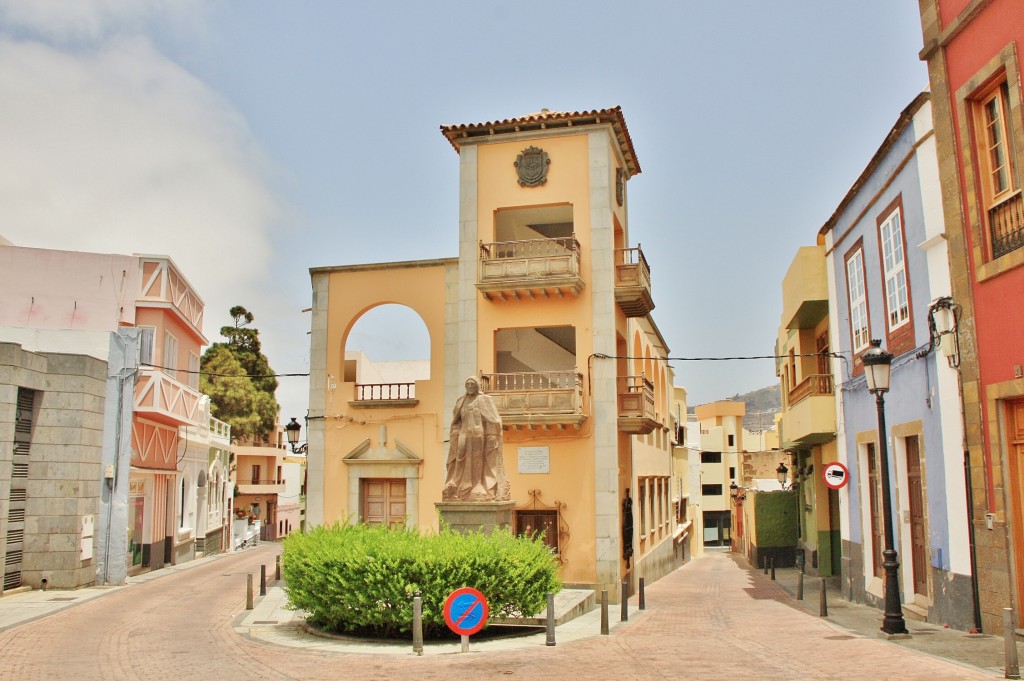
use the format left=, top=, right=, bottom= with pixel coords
left=0, top=4, right=309, bottom=422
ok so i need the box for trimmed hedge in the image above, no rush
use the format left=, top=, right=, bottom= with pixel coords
left=281, top=522, right=562, bottom=638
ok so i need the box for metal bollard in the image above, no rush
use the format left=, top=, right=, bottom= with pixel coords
left=797, top=570, right=804, bottom=600
left=545, top=592, right=556, bottom=646
left=601, top=590, right=609, bottom=635
left=763, top=556, right=768, bottom=574
left=1004, top=608, right=1020, bottom=679
left=819, top=579, right=828, bottom=617
left=639, top=577, right=646, bottom=611
left=412, top=596, right=424, bottom=656
left=620, top=580, right=629, bottom=622
left=770, top=557, right=776, bottom=581
left=260, top=564, right=267, bottom=596
left=275, top=554, right=281, bottom=582
left=246, top=574, right=253, bottom=610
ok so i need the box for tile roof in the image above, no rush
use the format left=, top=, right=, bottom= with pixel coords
left=440, top=106, right=641, bottom=177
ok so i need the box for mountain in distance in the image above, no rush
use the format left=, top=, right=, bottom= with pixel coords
left=689, top=384, right=781, bottom=432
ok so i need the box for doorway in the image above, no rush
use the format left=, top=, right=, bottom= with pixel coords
left=906, top=435, right=928, bottom=597
left=362, top=479, right=407, bottom=528
left=703, top=510, right=731, bottom=547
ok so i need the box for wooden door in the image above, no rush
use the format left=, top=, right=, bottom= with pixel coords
left=362, top=479, right=407, bottom=528
left=1008, top=399, right=1024, bottom=624
left=906, top=436, right=928, bottom=597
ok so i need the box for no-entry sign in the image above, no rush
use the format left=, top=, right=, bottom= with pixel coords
left=823, top=462, right=850, bottom=490
left=443, top=586, right=489, bottom=637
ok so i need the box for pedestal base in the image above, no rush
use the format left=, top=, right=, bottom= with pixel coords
left=435, top=501, right=516, bottom=535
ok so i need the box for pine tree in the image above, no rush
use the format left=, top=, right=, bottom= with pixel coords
left=201, top=306, right=280, bottom=442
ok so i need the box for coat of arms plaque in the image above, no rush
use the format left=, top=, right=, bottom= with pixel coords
left=514, top=146, right=550, bottom=187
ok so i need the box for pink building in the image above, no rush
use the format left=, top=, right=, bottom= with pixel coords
left=0, top=244, right=220, bottom=587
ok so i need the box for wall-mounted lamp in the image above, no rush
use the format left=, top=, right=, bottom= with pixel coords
left=776, top=462, right=790, bottom=489
left=284, top=417, right=308, bottom=454
left=729, top=481, right=746, bottom=503
left=918, top=296, right=960, bottom=367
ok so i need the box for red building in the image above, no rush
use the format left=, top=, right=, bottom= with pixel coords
left=919, top=0, right=1024, bottom=634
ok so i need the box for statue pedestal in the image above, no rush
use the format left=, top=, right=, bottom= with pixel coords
left=435, top=501, right=516, bottom=535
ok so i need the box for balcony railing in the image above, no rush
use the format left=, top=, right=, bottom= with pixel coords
left=788, top=374, right=834, bottom=407
left=134, top=368, right=202, bottom=427
left=480, top=370, right=586, bottom=428
left=615, top=246, right=654, bottom=317
left=349, top=382, right=418, bottom=408
left=617, top=375, right=658, bottom=434
left=991, top=192, right=1024, bottom=259
left=236, top=479, right=283, bottom=486
left=477, top=236, right=583, bottom=299
left=356, top=383, right=416, bottom=400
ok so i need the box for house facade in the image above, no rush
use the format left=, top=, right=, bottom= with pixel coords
left=306, top=107, right=678, bottom=599
left=918, top=0, right=1024, bottom=634
left=820, top=93, right=974, bottom=629
left=0, top=244, right=212, bottom=589
left=776, top=245, right=840, bottom=579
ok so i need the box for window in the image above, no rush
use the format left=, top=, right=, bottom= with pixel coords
left=163, top=331, right=178, bottom=379
left=639, top=479, right=647, bottom=534
left=729, top=466, right=735, bottom=479
left=878, top=206, right=910, bottom=331
left=975, top=82, right=1023, bottom=259
left=701, top=451, right=722, bottom=464
left=138, top=327, right=155, bottom=365
left=727, top=434, right=735, bottom=447
left=515, top=510, right=560, bottom=554
left=701, top=484, right=723, bottom=496
left=845, top=246, right=870, bottom=352
left=251, top=464, right=261, bottom=485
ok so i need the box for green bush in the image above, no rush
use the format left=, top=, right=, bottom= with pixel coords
left=281, top=522, right=562, bottom=638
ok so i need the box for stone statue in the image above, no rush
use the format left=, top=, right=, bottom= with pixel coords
left=443, top=377, right=510, bottom=502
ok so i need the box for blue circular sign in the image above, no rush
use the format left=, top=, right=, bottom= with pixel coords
left=443, top=587, right=489, bottom=636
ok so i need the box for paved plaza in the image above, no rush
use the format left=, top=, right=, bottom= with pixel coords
left=0, top=545, right=1013, bottom=679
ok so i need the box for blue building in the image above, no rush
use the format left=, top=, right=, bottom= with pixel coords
left=820, top=92, right=975, bottom=629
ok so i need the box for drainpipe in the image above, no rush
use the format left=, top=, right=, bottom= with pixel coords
left=965, top=450, right=983, bottom=632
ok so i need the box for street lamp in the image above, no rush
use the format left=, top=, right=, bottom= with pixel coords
left=284, top=417, right=307, bottom=454
left=862, top=338, right=908, bottom=636
left=776, top=462, right=789, bottom=489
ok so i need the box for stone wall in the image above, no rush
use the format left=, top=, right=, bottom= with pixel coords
left=0, top=343, right=107, bottom=590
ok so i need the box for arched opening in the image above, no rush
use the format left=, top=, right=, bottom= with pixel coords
left=343, top=304, right=431, bottom=398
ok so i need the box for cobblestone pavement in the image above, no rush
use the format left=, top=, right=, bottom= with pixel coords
left=0, top=546, right=1004, bottom=680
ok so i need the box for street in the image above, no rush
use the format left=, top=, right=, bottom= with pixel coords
left=0, top=547, right=997, bottom=680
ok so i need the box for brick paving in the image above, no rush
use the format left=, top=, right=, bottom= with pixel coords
left=0, top=546, right=1002, bottom=680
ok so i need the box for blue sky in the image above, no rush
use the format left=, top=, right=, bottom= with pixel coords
left=0, top=1, right=929, bottom=422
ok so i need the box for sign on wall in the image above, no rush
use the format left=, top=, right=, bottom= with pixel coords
left=518, top=447, right=550, bottom=474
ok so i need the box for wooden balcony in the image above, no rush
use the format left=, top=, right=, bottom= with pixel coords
left=615, top=246, right=654, bottom=317
left=349, top=382, right=418, bottom=409
left=991, top=192, right=1024, bottom=259
left=781, top=374, right=836, bottom=448
left=617, top=375, right=658, bottom=434
left=480, top=370, right=586, bottom=429
left=134, top=368, right=202, bottom=427
left=477, top=237, right=584, bottom=300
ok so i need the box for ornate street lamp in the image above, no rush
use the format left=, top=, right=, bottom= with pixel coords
left=284, top=417, right=307, bottom=454
left=776, top=462, right=789, bottom=489
left=862, top=339, right=908, bottom=636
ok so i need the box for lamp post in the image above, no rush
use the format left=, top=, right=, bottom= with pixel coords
left=284, top=417, right=308, bottom=454
left=862, top=339, right=908, bottom=636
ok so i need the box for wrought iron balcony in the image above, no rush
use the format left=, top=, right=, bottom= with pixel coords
left=615, top=246, right=654, bottom=317
left=617, top=375, right=658, bottom=434
left=134, top=368, right=202, bottom=427
left=991, top=192, right=1024, bottom=259
left=349, top=382, right=418, bottom=408
left=477, top=237, right=583, bottom=300
left=480, top=370, right=586, bottom=429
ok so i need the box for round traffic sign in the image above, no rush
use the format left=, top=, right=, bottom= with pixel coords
left=823, top=462, right=850, bottom=490
left=443, top=587, right=489, bottom=636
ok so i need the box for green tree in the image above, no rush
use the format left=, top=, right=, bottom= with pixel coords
left=201, top=306, right=280, bottom=441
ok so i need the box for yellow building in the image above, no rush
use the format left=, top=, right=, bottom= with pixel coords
left=776, top=244, right=839, bottom=577
left=305, top=107, right=677, bottom=599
